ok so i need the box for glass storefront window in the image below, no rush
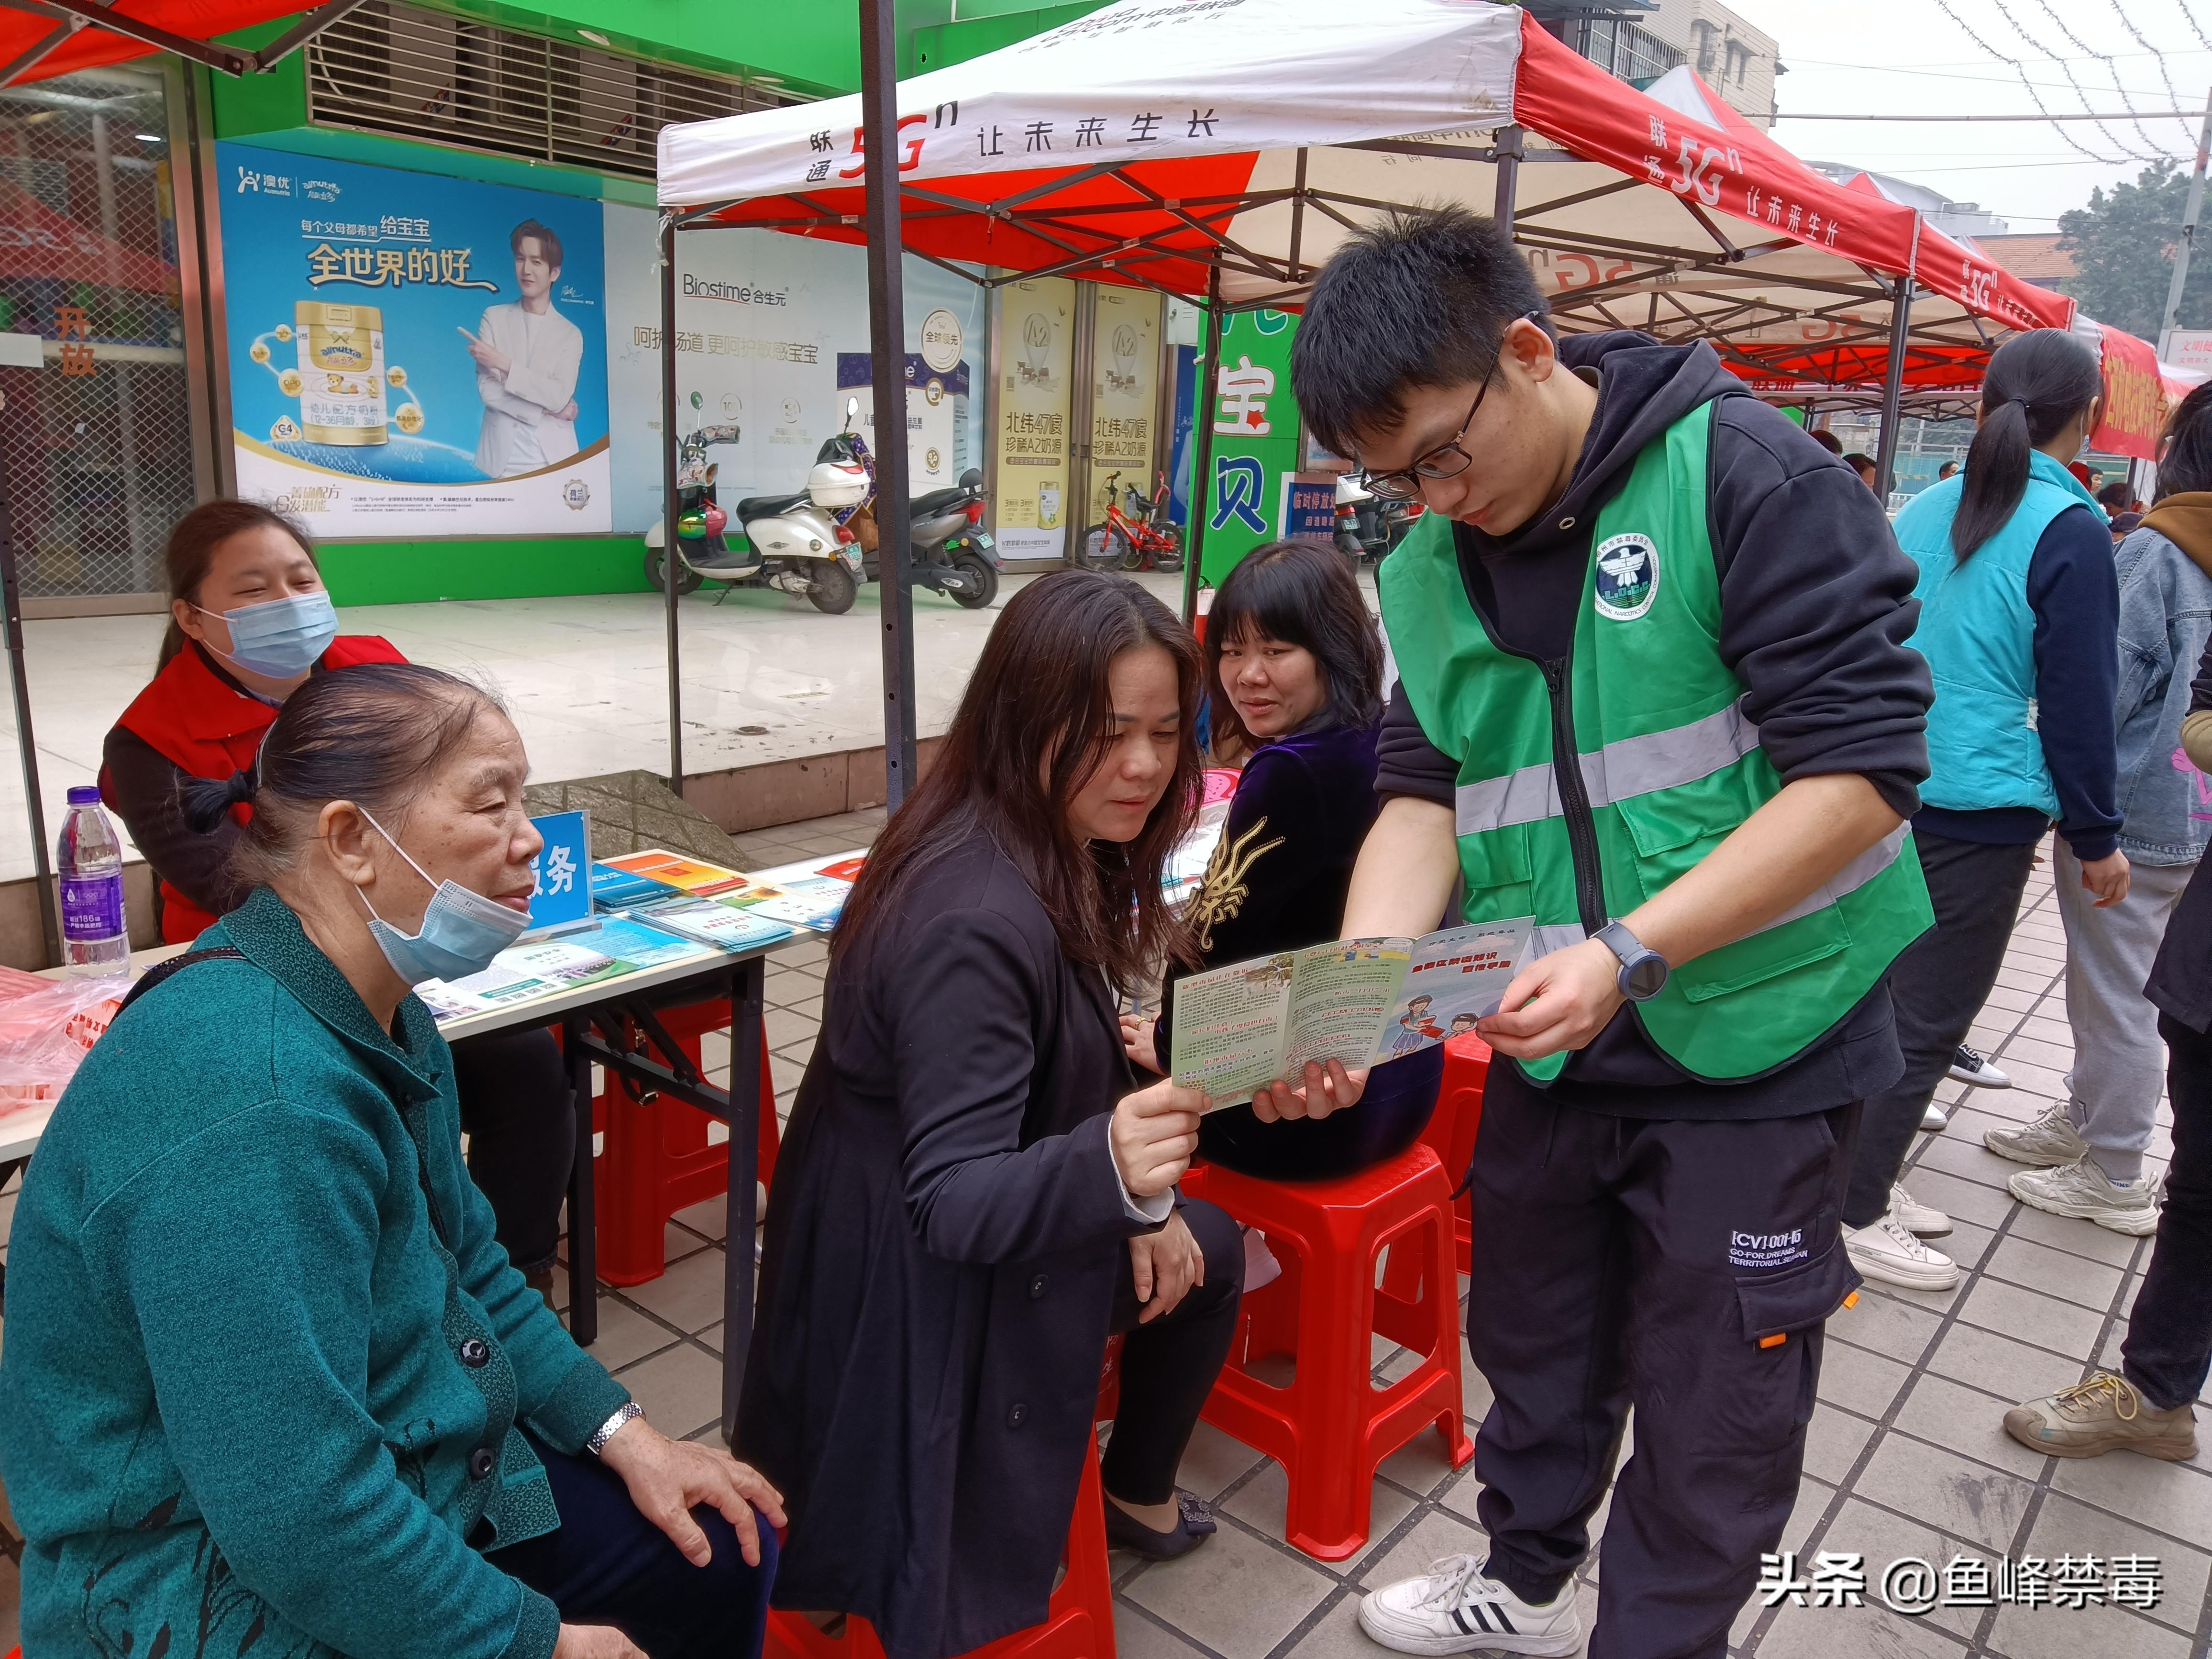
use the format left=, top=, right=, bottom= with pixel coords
left=0, top=67, right=195, bottom=598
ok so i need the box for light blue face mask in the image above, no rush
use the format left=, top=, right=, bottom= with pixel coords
left=196, top=590, right=339, bottom=678
left=355, top=806, right=531, bottom=985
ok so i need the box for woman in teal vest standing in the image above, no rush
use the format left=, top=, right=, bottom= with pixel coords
left=1843, top=328, right=2128, bottom=1291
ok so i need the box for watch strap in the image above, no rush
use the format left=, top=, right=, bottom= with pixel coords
left=587, top=1400, right=643, bottom=1457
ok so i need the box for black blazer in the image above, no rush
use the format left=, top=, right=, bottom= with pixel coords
left=737, top=823, right=1154, bottom=1659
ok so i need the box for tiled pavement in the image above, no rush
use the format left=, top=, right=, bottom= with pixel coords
left=2, top=825, right=2210, bottom=1659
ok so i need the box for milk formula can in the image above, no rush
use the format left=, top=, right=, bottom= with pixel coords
left=295, top=300, right=388, bottom=445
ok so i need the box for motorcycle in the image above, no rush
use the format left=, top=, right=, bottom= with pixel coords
left=643, top=422, right=869, bottom=615
left=1333, top=473, right=1423, bottom=565
left=823, top=399, right=1000, bottom=610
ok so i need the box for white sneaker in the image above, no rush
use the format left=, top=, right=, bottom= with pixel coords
left=1844, top=1214, right=1961, bottom=1291
left=2009, top=1157, right=2163, bottom=1236
left=1951, top=1044, right=2011, bottom=1088
left=1921, top=1102, right=1951, bottom=1133
left=1984, top=1101, right=2089, bottom=1168
left=1359, top=1554, right=1582, bottom=1656
left=1890, top=1184, right=1951, bottom=1237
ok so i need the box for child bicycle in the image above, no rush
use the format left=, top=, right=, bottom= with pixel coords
left=1078, top=470, right=1184, bottom=574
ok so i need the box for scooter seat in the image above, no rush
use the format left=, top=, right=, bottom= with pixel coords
left=910, top=485, right=973, bottom=518
left=736, top=490, right=811, bottom=521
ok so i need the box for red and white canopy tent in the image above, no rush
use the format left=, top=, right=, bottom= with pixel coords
left=653, top=0, right=2073, bottom=784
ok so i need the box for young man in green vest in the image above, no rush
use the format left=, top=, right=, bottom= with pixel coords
left=1290, top=208, right=1936, bottom=1657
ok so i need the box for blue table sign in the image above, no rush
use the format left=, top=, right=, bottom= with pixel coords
left=526, top=810, right=593, bottom=931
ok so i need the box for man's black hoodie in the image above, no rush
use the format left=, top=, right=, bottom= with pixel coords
left=1378, top=331, right=1934, bottom=1118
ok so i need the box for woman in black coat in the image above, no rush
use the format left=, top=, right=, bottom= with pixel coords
left=737, top=572, right=1364, bottom=1659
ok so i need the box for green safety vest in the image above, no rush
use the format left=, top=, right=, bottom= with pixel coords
left=1380, top=402, right=1933, bottom=1084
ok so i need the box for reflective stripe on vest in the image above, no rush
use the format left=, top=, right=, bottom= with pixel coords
left=1380, top=399, right=1934, bottom=1084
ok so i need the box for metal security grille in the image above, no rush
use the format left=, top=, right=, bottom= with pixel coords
left=305, top=1, right=801, bottom=181
left=0, top=67, right=197, bottom=599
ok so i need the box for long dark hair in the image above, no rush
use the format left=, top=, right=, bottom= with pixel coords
left=1206, top=539, right=1384, bottom=754
left=2157, top=379, right=2212, bottom=498
left=1952, top=329, right=2104, bottom=562
left=158, top=500, right=319, bottom=671
left=179, top=663, right=502, bottom=889
left=834, top=570, right=1204, bottom=993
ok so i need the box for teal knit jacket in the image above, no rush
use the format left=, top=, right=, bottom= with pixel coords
left=0, top=886, right=631, bottom=1659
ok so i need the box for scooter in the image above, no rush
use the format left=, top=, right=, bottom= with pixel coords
left=643, top=423, right=869, bottom=615
left=823, top=400, right=1000, bottom=609
left=1333, top=473, right=1422, bottom=565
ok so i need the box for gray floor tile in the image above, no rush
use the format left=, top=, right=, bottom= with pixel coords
left=1982, top=1233, right=2128, bottom=1313
left=1812, top=1496, right=1985, bottom=1640
left=2048, top=1450, right=2212, bottom=1551
left=2006, top=1205, right=2145, bottom=1267
left=672, top=1194, right=729, bottom=1242
left=1803, top=1404, right=1879, bottom=1484
left=574, top=1292, right=686, bottom=1373
left=1833, top=1291, right=1945, bottom=1366
left=1110, top=1602, right=1212, bottom=1659
left=618, top=1243, right=731, bottom=1332
left=1817, top=1338, right=1914, bottom=1419
left=1122, top=1516, right=1336, bottom=1659
left=2024, top=1490, right=2212, bottom=1634
left=1172, top=1419, right=1267, bottom=1502
left=1754, top=1595, right=1973, bottom=1659
left=1897, top=1168, right=2018, bottom=1230
left=1375, top=1426, right=1467, bottom=1498
left=1355, top=1505, right=1491, bottom=1593
left=1986, top=1600, right=2195, bottom=1659
left=1913, top=1132, right=2040, bottom=1194
left=1852, top=1435, right=2038, bottom=1553
left=611, top=1341, right=726, bottom=1439
left=1957, top=1278, right=2108, bottom=1361
left=1889, top=1372, right=2050, bottom=1480
left=1925, top=1321, right=2087, bottom=1404
left=763, top=1005, right=820, bottom=1050
left=1278, top=1593, right=1386, bottom=1659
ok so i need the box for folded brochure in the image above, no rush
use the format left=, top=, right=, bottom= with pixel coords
left=1169, top=918, right=1534, bottom=1106
left=416, top=916, right=718, bottom=1023
left=600, top=849, right=864, bottom=932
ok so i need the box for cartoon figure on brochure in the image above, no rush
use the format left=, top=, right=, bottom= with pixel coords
left=1388, top=994, right=1443, bottom=1058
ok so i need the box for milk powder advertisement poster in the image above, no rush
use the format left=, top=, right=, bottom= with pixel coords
left=217, top=144, right=611, bottom=536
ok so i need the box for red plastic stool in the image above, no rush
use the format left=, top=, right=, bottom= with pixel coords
left=593, top=1000, right=781, bottom=1286
left=762, top=1427, right=1117, bottom=1659
left=1184, top=1142, right=1474, bottom=1560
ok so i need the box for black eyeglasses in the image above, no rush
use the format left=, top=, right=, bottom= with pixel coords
left=1356, top=310, right=1543, bottom=502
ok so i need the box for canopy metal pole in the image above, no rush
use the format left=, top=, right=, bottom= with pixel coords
left=0, top=486, right=58, bottom=966
left=860, top=0, right=918, bottom=809
left=660, top=211, right=685, bottom=798
left=1873, top=274, right=1913, bottom=501
left=2158, top=86, right=2212, bottom=358
left=1181, top=267, right=1223, bottom=626
left=1493, top=123, right=1523, bottom=235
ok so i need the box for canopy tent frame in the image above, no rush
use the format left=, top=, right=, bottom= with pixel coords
left=0, top=0, right=365, bottom=85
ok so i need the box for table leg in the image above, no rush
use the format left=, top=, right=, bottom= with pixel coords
left=564, top=1013, right=599, bottom=1346
left=722, top=955, right=764, bottom=1442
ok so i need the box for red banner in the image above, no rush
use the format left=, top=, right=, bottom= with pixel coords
left=2089, top=322, right=2168, bottom=461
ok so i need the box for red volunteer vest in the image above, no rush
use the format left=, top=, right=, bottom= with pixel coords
left=108, top=636, right=408, bottom=942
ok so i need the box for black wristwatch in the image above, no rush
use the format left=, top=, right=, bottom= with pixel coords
left=1595, top=920, right=1669, bottom=1001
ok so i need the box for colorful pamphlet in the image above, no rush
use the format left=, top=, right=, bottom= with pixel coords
left=747, top=851, right=870, bottom=932
left=416, top=916, right=716, bottom=1023
left=590, top=860, right=684, bottom=911
left=633, top=895, right=796, bottom=952
left=1168, top=918, right=1534, bottom=1106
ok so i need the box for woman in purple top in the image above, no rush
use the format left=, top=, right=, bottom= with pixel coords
left=1128, top=539, right=1444, bottom=1179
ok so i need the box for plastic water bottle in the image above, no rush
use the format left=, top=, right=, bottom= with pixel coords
left=58, top=785, right=128, bottom=975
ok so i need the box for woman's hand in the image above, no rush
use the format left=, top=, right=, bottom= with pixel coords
left=1110, top=1075, right=1207, bottom=1197
left=1128, top=1209, right=1205, bottom=1323
left=555, top=1626, right=647, bottom=1659
left=1121, top=1013, right=1164, bottom=1073
left=1250, top=1058, right=1366, bottom=1124
left=597, top=1413, right=787, bottom=1568
left=2079, top=849, right=2132, bottom=908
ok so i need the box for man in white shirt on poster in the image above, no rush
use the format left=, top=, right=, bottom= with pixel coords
left=464, top=218, right=583, bottom=478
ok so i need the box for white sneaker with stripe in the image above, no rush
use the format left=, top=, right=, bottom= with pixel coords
left=1358, top=1554, right=1582, bottom=1656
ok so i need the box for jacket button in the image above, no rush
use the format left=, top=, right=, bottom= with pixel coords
left=457, top=1338, right=490, bottom=1368
left=467, top=1447, right=496, bottom=1481
left=1028, top=1273, right=1049, bottom=1300
left=1006, top=1402, right=1028, bottom=1429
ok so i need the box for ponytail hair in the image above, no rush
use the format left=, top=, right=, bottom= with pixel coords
left=176, top=662, right=504, bottom=891
left=1952, top=329, right=2105, bottom=563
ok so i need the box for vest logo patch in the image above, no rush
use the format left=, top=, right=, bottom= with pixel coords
left=1593, top=532, right=1659, bottom=621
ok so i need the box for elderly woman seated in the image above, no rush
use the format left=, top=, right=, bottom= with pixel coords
left=0, top=662, right=781, bottom=1659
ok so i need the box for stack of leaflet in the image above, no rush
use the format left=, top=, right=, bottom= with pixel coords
left=742, top=850, right=868, bottom=933
left=597, top=849, right=828, bottom=947
left=591, top=860, right=685, bottom=911
left=417, top=915, right=719, bottom=1024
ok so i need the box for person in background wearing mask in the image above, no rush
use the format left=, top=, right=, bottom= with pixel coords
left=1842, top=329, right=2127, bottom=1290
left=100, top=500, right=578, bottom=1300
left=2, top=664, right=782, bottom=1659
left=1984, top=383, right=2212, bottom=1237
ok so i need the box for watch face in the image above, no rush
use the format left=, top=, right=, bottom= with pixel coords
left=1626, top=953, right=1669, bottom=1000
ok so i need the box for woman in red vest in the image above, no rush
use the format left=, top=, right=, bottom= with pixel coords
left=100, top=499, right=576, bottom=1294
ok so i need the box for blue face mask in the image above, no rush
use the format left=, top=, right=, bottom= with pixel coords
left=196, top=590, right=339, bottom=678
left=355, top=807, right=532, bottom=985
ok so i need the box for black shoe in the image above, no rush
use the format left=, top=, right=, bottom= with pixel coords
left=1103, top=1490, right=1216, bottom=1560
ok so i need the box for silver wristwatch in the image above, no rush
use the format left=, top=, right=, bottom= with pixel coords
left=587, top=1400, right=644, bottom=1457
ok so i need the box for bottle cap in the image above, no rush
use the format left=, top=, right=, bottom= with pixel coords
left=66, top=785, right=101, bottom=805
